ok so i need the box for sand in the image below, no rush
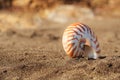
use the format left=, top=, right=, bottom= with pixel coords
left=0, top=18, right=120, bottom=80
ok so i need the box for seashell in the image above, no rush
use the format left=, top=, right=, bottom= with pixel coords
left=62, top=22, right=100, bottom=59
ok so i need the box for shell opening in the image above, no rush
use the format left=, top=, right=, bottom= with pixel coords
left=79, top=38, right=91, bottom=50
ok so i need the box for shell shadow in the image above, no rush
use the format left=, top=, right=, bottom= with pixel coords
left=98, top=56, right=106, bottom=59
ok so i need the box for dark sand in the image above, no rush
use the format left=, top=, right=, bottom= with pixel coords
left=0, top=18, right=120, bottom=80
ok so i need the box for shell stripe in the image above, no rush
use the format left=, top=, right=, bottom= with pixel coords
left=62, top=22, right=101, bottom=58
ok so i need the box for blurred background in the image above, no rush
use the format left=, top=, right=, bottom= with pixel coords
left=0, top=1, right=120, bottom=80
left=0, top=0, right=120, bottom=31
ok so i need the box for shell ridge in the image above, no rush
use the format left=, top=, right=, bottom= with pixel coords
left=62, top=22, right=101, bottom=58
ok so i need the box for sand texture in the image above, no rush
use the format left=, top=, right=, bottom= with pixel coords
left=0, top=18, right=120, bottom=80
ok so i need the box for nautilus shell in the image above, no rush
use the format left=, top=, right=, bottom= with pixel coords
left=62, top=22, right=100, bottom=59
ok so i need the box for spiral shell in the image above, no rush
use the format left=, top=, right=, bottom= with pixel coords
left=62, top=22, right=100, bottom=59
